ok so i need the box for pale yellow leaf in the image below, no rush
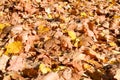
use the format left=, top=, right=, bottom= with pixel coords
left=39, top=63, right=51, bottom=74
left=109, top=42, right=117, bottom=47
left=68, top=30, right=76, bottom=40
left=74, top=38, right=80, bottom=47
left=80, top=12, right=87, bottom=17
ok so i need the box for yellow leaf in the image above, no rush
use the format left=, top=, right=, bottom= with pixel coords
left=68, top=30, right=76, bottom=40
left=80, top=12, right=87, bottom=17
left=113, top=15, right=120, bottom=19
left=109, top=42, right=117, bottom=47
left=87, top=60, right=102, bottom=68
left=0, top=23, right=5, bottom=31
left=83, top=63, right=95, bottom=73
left=38, top=25, right=49, bottom=34
left=112, top=50, right=120, bottom=54
left=5, top=41, right=22, bottom=55
left=108, top=58, right=117, bottom=64
left=37, top=15, right=43, bottom=18
left=0, top=11, right=3, bottom=16
left=91, top=45, right=97, bottom=50
left=74, top=38, right=80, bottom=47
left=39, top=63, right=51, bottom=74
left=53, top=65, right=66, bottom=72
left=83, top=63, right=92, bottom=69
left=60, top=24, right=66, bottom=29
left=48, top=14, right=52, bottom=19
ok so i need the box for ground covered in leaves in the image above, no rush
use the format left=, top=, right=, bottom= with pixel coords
left=0, top=0, right=120, bottom=80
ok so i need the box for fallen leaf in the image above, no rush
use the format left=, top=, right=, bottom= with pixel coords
left=109, top=42, right=117, bottom=47
left=80, top=12, right=87, bottom=17
left=10, top=72, right=25, bottom=80
left=86, top=60, right=102, bottom=68
left=0, top=23, right=5, bottom=31
left=74, top=38, right=80, bottom=47
left=39, top=63, right=51, bottom=74
left=83, top=63, right=95, bottom=73
left=7, top=56, right=25, bottom=71
left=43, top=72, right=59, bottom=80
left=68, top=30, right=76, bottom=40
left=22, top=68, right=38, bottom=78
left=114, top=69, right=120, bottom=80
left=112, top=50, right=120, bottom=54
left=38, top=25, right=49, bottom=34
left=0, top=54, right=9, bottom=72
left=52, top=65, right=66, bottom=72
left=5, top=41, right=22, bottom=55
left=63, top=68, right=72, bottom=80
left=11, top=25, right=23, bottom=35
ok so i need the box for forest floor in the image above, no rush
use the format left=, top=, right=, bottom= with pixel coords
left=0, top=0, right=120, bottom=80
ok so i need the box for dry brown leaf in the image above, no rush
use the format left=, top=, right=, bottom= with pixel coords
left=3, top=75, right=11, bottom=80
left=60, top=35, right=73, bottom=49
left=0, top=54, right=9, bottom=72
left=114, top=69, right=120, bottom=80
left=11, top=25, right=23, bottom=35
left=10, top=72, right=25, bottom=80
left=63, top=68, right=72, bottom=80
left=7, top=56, right=25, bottom=71
left=42, top=72, right=59, bottom=80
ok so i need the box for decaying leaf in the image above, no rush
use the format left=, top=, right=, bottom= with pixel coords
left=0, top=0, right=120, bottom=80
left=22, top=68, right=38, bottom=78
